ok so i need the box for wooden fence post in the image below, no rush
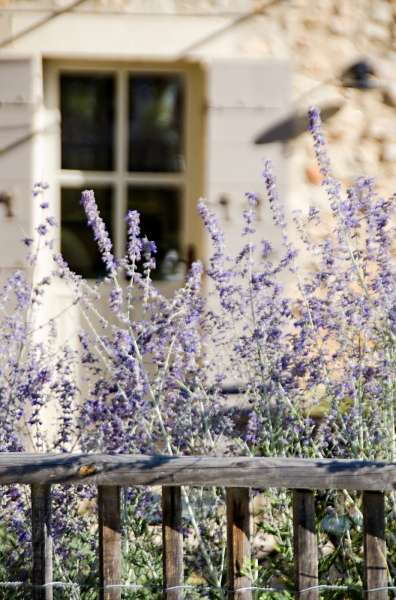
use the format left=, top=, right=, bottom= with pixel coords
left=226, top=487, right=252, bottom=600
left=293, top=489, right=318, bottom=600
left=98, top=486, right=121, bottom=600
left=363, top=491, right=387, bottom=600
left=162, top=486, right=183, bottom=600
left=31, top=484, right=52, bottom=600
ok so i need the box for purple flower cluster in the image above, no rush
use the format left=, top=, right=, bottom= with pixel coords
left=80, top=190, right=115, bottom=272
left=3, top=107, right=396, bottom=592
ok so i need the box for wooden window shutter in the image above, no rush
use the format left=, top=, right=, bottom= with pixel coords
left=0, top=55, right=59, bottom=277
left=205, top=58, right=291, bottom=258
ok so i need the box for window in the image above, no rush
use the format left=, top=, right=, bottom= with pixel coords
left=128, top=75, right=184, bottom=173
left=44, top=62, right=204, bottom=281
left=61, top=74, right=115, bottom=172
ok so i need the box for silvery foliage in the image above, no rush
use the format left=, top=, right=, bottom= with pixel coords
left=1, top=108, right=396, bottom=597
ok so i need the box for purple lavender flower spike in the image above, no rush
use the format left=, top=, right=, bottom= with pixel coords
left=81, top=189, right=115, bottom=272
left=246, top=191, right=258, bottom=206
left=126, top=209, right=142, bottom=265
left=308, top=107, right=332, bottom=178
left=32, top=181, right=50, bottom=197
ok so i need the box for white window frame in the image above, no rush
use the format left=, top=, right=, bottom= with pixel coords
left=43, top=59, right=204, bottom=277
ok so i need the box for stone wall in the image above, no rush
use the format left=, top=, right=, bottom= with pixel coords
left=1, top=0, right=396, bottom=236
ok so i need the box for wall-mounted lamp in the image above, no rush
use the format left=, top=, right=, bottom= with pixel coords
left=254, top=59, right=381, bottom=146
left=340, top=61, right=376, bottom=90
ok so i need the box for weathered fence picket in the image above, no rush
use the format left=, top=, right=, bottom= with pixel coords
left=98, top=485, right=121, bottom=600
left=226, top=487, right=251, bottom=600
left=293, top=490, right=318, bottom=600
left=2, top=454, right=393, bottom=597
left=162, top=486, right=183, bottom=600
left=363, top=491, right=387, bottom=600
left=31, top=483, right=52, bottom=600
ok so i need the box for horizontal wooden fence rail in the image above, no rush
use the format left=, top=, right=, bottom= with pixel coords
left=0, top=454, right=392, bottom=600
left=0, top=453, right=396, bottom=489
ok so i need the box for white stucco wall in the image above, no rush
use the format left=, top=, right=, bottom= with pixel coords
left=0, top=0, right=394, bottom=282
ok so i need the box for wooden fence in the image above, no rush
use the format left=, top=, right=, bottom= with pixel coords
left=0, top=453, right=393, bottom=600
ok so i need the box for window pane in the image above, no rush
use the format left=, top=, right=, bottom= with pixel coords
left=127, top=187, right=182, bottom=280
left=61, top=75, right=115, bottom=171
left=61, top=187, right=113, bottom=279
left=128, top=75, right=185, bottom=173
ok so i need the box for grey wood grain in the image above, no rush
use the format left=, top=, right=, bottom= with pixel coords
left=98, top=486, right=121, bottom=600
left=293, top=490, right=318, bottom=600
left=0, top=454, right=394, bottom=489
left=31, top=484, right=52, bottom=600
left=363, top=491, right=388, bottom=600
left=227, top=488, right=252, bottom=600
left=162, top=486, right=183, bottom=600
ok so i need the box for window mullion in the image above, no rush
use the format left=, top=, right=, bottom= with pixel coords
left=114, top=67, right=127, bottom=260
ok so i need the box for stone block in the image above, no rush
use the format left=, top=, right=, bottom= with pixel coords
left=370, top=1, right=394, bottom=24
left=381, top=143, right=396, bottom=162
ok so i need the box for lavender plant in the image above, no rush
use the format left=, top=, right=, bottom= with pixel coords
left=1, top=108, right=396, bottom=598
